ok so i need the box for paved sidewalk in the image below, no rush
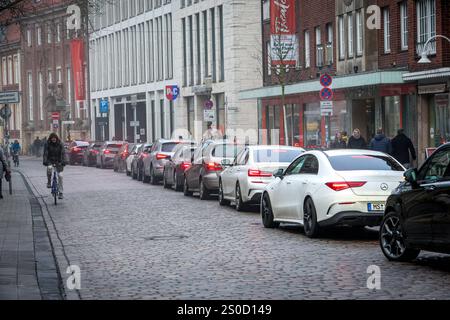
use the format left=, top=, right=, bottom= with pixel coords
left=0, top=169, right=62, bottom=300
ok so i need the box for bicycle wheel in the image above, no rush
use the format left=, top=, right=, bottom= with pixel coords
left=54, top=192, right=57, bottom=205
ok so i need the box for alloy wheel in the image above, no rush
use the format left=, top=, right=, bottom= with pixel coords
left=380, top=215, right=406, bottom=259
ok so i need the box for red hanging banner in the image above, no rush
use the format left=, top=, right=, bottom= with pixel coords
left=70, top=39, right=85, bottom=101
left=270, top=0, right=298, bottom=65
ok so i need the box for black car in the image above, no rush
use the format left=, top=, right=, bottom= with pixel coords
left=82, top=142, right=102, bottom=167
left=113, top=142, right=135, bottom=173
left=379, top=143, right=450, bottom=261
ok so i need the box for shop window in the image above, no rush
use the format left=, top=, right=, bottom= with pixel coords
left=432, top=95, right=450, bottom=147
left=383, top=96, right=401, bottom=138
left=304, top=103, right=322, bottom=148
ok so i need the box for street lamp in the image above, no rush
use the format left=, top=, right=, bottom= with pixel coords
left=418, top=34, right=450, bottom=64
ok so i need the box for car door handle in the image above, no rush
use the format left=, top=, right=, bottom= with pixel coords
left=424, top=185, right=436, bottom=192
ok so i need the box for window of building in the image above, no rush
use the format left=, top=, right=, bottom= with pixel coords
left=304, top=30, right=310, bottom=68
left=57, top=67, right=62, bottom=83
left=13, top=55, right=19, bottom=84
left=27, top=29, right=32, bottom=47
left=182, top=18, right=187, bottom=86
left=266, top=41, right=271, bottom=75
left=203, top=10, right=208, bottom=77
left=211, top=7, right=216, bottom=82
left=67, top=67, right=72, bottom=107
left=47, top=23, right=52, bottom=44
left=195, top=13, right=201, bottom=85
left=218, top=5, right=224, bottom=81
left=326, top=23, right=333, bottom=65
left=347, top=13, right=353, bottom=58
left=47, top=70, right=52, bottom=84
left=7, top=56, right=12, bottom=84
left=28, top=72, right=33, bottom=121
left=383, top=96, right=401, bottom=138
left=188, top=15, right=194, bottom=86
left=338, top=15, right=345, bottom=59
left=315, top=26, right=323, bottom=67
left=383, top=8, right=391, bottom=53
left=356, top=10, right=363, bottom=55
left=38, top=72, right=43, bottom=121
left=57, top=23, right=61, bottom=42
left=400, top=2, right=408, bottom=50
left=417, top=0, right=435, bottom=55
left=1, top=57, right=6, bottom=85
left=37, top=26, right=42, bottom=46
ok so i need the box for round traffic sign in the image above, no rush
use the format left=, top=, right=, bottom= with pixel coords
left=320, top=87, right=334, bottom=101
left=51, top=112, right=60, bottom=120
left=0, top=106, right=11, bottom=119
left=320, top=73, right=333, bottom=87
left=204, top=100, right=214, bottom=110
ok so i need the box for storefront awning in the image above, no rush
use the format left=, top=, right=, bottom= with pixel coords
left=402, top=68, right=450, bottom=81
left=239, top=71, right=406, bottom=100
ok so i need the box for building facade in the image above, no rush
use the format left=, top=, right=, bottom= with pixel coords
left=89, top=0, right=262, bottom=144
left=20, top=0, right=91, bottom=150
left=241, top=0, right=450, bottom=164
left=0, top=22, right=22, bottom=148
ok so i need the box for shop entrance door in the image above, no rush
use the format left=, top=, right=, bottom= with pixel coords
left=352, top=99, right=375, bottom=142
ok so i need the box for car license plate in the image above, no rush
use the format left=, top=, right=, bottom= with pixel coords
left=368, top=202, right=385, bottom=212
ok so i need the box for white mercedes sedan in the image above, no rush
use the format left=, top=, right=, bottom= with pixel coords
left=261, top=149, right=406, bottom=238
left=219, top=145, right=305, bottom=211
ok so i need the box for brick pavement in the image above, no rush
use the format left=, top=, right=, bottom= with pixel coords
left=16, top=158, right=450, bottom=300
left=0, top=161, right=63, bottom=300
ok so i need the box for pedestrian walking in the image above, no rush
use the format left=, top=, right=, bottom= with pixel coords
left=347, top=128, right=367, bottom=149
left=369, top=128, right=392, bottom=154
left=0, top=147, right=11, bottom=199
left=33, top=137, right=42, bottom=157
left=391, top=129, right=416, bottom=169
left=331, top=131, right=347, bottom=149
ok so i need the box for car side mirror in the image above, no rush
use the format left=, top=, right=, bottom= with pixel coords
left=273, top=168, right=284, bottom=179
left=404, top=168, right=418, bottom=184
left=221, top=159, right=232, bottom=167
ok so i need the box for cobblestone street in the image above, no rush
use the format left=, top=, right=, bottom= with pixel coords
left=4, top=157, right=450, bottom=299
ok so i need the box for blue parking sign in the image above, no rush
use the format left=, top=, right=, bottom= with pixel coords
left=100, top=99, right=109, bottom=113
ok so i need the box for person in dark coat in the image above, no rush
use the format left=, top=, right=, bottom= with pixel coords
left=43, top=133, right=66, bottom=199
left=347, top=128, right=367, bottom=149
left=331, top=132, right=347, bottom=149
left=369, top=128, right=392, bottom=154
left=0, top=147, right=11, bottom=199
left=391, top=129, right=416, bottom=168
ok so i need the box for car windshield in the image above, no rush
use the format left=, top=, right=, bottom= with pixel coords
left=329, top=155, right=404, bottom=171
left=254, top=149, right=303, bottom=163
left=161, top=142, right=179, bottom=152
left=212, top=144, right=243, bottom=158
left=107, top=144, right=122, bottom=151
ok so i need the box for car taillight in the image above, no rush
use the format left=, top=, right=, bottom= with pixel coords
left=248, top=169, right=272, bottom=177
left=72, top=147, right=81, bottom=152
left=156, top=153, right=169, bottom=160
left=204, top=162, right=222, bottom=171
left=104, top=149, right=111, bottom=154
left=180, top=162, right=191, bottom=171
left=325, top=181, right=366, bottom=191
left=91, top=150, right=99, bottom=154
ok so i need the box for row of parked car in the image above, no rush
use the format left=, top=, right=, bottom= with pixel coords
left=66, top=138, right=450, bottom=263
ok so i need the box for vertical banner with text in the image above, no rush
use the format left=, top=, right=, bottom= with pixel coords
left=70, top=39, right=85, bottom=101
left=270, top=0, right=298, bottom=65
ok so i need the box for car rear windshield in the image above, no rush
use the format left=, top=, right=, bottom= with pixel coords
left=328, top=155, right=404, bottom=171
left=161, top=142, right=179, bottom=152
left=212, top=144, right=243, bottom=158
left=254, top=149, right=303, bottom=163
left=107, top=144, right=122, bottom=150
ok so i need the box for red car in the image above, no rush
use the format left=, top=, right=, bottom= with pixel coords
left=67, top=141, right=90, bottom=165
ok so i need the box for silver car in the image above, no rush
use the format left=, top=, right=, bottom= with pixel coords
left=219, top=145, right=305, bottom=211
left=142, top=139, right=190, bottom=185
left=183, top=140, right=244, bottom=200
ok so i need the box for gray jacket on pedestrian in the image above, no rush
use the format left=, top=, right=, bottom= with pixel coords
left=0, top=148, right=7, bottom=178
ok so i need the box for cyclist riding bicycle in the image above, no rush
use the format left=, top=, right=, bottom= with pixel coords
left=10, top=140, right=21, bottom=166
left=43, top=133, right=66, bottom=199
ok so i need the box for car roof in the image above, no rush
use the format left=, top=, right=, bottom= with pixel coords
left=248, top=145, right=305, bottom=151
left=322, top=149, right=390, bottom=157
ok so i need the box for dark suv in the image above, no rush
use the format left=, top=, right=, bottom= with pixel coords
left=379, top=143, right=450, bottom=261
